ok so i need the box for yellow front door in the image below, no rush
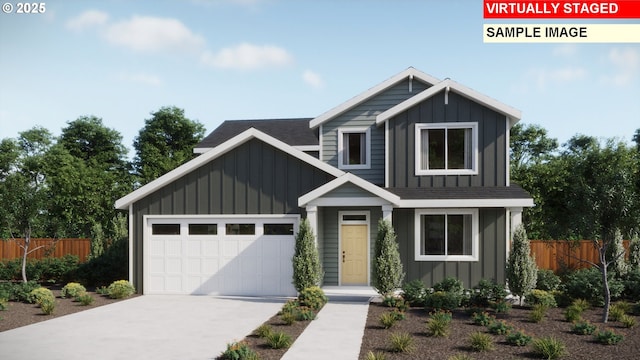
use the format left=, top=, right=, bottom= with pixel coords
left=341, top=224, right=368, bottom=285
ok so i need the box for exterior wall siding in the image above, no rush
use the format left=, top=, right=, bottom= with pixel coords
left=388, top=91, right=507, bottom=188
left=130, top=138, right=336, bottom=291
left=393, top=207, right=506, bottom=288
left=321, top=79, right=430, bottom=186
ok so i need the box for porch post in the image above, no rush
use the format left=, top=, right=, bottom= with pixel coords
left=510, top=207, right=523, bottom=237
left=382, top=204, right=393, bottom=225
left=306, top=205, right=318, bottom=244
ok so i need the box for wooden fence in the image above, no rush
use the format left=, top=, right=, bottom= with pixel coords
left=0, top=238, right=91, bottom=263
left=530, top=240, right=630, bottom=273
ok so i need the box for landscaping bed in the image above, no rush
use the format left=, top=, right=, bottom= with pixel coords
left=359, top=302, right=640, bottom=359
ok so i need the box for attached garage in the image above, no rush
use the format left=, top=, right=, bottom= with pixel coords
left=145, top=215, right=299, bottom=296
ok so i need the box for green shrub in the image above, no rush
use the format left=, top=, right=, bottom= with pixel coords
left=388, top=331, right=415, bottom=353
left=365, top=351, right=387, bottom=360
left=281, top=311, right=296, bottom=325
left=506, top=225, right=538, bottom=306
left=373, top=219, right=404, bottom=296
left=594, top=328, right=624, bottom=345
left=74, top=238, right=128, bottom=287
left=76, top=293, right=94, bottom=306
left=433, top=277, right=464, bottom=295
left=28, top=287, right=53, bottom=304
left=280, top=299, right=299, bottom=315
left=489, top=300, right=511, bottom=314
left=219, top=341, right=258, bottom=360
left=529, top=304, right=548, bottom=323
left=536, top=269, right=561, bottom=291
left=471, top=311, right=495, bottom=326
left=563, top=267, right=624, bottom=306
left=620, top=314, right=636, bottom=328
left=0, top=256, right=79, bottom=283
left=254, top=324, right=273, bottom=338
left=379, top=312, right=399, bottom=329
left=564, top=305, right=583, bottom=322
left=526, top=289, right=557, bottom=308
left=469, top=279, right=507, bottom=308
left=298, top=286, right=327, bottom=311
left=571, top=298, right=590, bottom=312
left=107, top=280, right=135, bottom=299
left=611, top=301, right=632, bottom=314
left=469, top=331, right=494, bottom=352
left=5, top=281, right=40, bottom=302
left=551, top=290, right=572, bottom=308
left=381, top=295, right=402, bottom=308
left=292, top=218, right=323, bottom=292
left=608, top=305, right=626, bottom=321
left=401, top=279, right=427, bottom=306
left=266, top=331, right=292, bottom=349
left=488, top=319, right=513, bottom=335
left=38, top=296, right=56, bottom=315
left=571, top=320, right=597, bottom=335
left=623, top=268, right=640, bottom=300
left=532, top=337, right=567, bottom=359
left=506, top=329, right=532, bottom=346
left=424, top=291, right=461, bottom=311
left=296, top=306, right=317, bottom=321
left=0, top=297, right=7, bottom=311
left=61, top=282, right=87, bottom=299
left=426, top=310, right=452, bottom=337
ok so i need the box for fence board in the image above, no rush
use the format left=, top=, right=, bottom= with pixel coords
left=0, top=238, right=91, bottom=262
left=529, top=240, right=630, bottom=273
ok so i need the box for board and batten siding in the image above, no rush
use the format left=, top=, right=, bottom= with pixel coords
left=321, top=79, right=431, bottom=186
left=130, top=138, right=336, bottom=291
left=393, top=208, right=507, bottom=288
left=388, top=90, right=508, bottom=188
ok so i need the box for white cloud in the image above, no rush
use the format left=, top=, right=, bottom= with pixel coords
left=601, top=47, right=640, bottom=86
left=552, top=44, right=578, bottom=57
left=302, top=70, right=324, bottom=89
left=66, top=10, right=109, bottom=31
left=118, top=72, right=162, bottom=86
left=104, top=16, right=206, bottom=54
left=201, top=43, right=293, bottom=70
left=526, top=66, right=586, bottom=90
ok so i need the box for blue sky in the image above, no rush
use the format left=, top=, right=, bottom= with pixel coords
left=1, top=0, right=639, bottom=158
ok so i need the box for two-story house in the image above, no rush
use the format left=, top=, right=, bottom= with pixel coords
left=115, top=67, right=534, bottom=296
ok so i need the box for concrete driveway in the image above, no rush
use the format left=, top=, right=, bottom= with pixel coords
left=0, top=295, right=286, bottom=360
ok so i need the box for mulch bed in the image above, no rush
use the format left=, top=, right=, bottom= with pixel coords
left=237, top=312, right=312, bottom=360
left=359, top=303, right=640, bottom=359
left=0, top=285, right=137, bottom=332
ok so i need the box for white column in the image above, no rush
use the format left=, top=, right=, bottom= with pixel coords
left=382, top=204, right=393, bottom=225
left=306, top=205, right=318, bottom=244
left=510, top=207, right=523, bottom=237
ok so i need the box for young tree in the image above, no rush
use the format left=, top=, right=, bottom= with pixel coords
left=505, top=225, right=537, bottom=306
left=629, top=233, right=640, bottom=272
left=372, top=219, right=404, bottom=296
left=292, top=218, right=323, bottom=292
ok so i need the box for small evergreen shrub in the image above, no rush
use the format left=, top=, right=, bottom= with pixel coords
left=382, top=295, right=403, bottom=308
left=536, top=269, right=561, bottom=291
left=27, top=287, right=53, bottom=304
left=488, top=319, right=513, bottom=335
left=107, top=280, right=135, bottom=299
left=77, top=293, right=94, bottom=306
left=388, top=331, right=415, bottom=353
left=61, top=282, right=87, bottom=299
left=623, top=269, right=640, bottom=300
left=295, top=306, right=317, bottom=321
left=401, top=279, right=427, bottom=306
left=280, top=299, right=299, bottom=315
left=526, top=289, right=557, bottom=308
left=506, top=225, right=538, bottom=306
left=563, top=267, right=624, bottom=306
left=506, top=329, right=532, bottom=346
left=38, top=296, right=56, bottom=315
left=469, top=279, right=507, bottom=308
left=426, top=310, right=452, bottom=337
left=489, top=300, right=511, bottom=314
left=365, top=351, right=387, bottom=360
left=433, top=277, right=464, bottom=295
left=219, top=341, right=258, bottom=360
left=528, top=304, right=548, bottom=323
left=564, top=305, right=583, bottom=322
left=254, top=324, right=273, bottom=338
left=266, top=331, right=292, bottom=349
left=280, top=311, right=296, bottom=325
left=292, top=218, right=323, bottom=292
left=532, top=337, right=567, bottom=359
left=9, top=281, right=40, bottom=302
left=594, top=328, right=624, bottom=345
left=469, top=331, right=494, bottom=352
left=424, top=291, right=461, bottom=311
left=471, top=311, right=495, bottom=326
left=0, top=297, right=8, bottom=311
left=620, top=314, right=636, bottom=328
left=298, top=286, right=327, bottom=311
left=373, top=219, right=405, bottom=296
left=571, top=320, right=597, bottom=335
left=551, top=290, right=572, bottom=308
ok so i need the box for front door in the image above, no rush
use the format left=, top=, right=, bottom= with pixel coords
left=341, top=224, right=368, bottom=285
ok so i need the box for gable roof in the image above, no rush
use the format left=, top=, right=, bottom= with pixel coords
left=298, top=172, right=401, bottom=207
left=375, top=78, right=522, bottom=126
left=194, top=118, right=316, bottom=153
left=309, top=67, right=440, bottom=129
left=116, top=128, right=344, bottom=210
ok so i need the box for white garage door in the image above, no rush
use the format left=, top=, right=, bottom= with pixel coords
left=145, top=215, right=298, bottom=296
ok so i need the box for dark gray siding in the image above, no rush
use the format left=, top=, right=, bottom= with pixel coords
left=388, top=91, right=507, bottom=188
left=322, top=79, right=430, bottom=186
left=393, top=208, right=506, bottom=288
left=131, top=138, right=336, bottom=291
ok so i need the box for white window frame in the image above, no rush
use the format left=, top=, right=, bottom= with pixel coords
left=414, top=208, right=479, bottom=262
left=338, top=127, right=371, bottom=170
left=414, top=122, right=478, bottom=176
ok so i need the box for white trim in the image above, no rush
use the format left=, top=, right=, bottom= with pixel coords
left=193, top=147, right=210, bottom=154
left=384, top=121, right=390, bottom=188
left=307, top=197, right=394, bottom=207
left=414, top=208, right=479, bottom=262
left=399, top=198, right=534, bottom=208
left=338, top=210, right=371, bottom=286
left=414, top=122, right=479, bottom=176
left=506, top=119, right=511, bottom=186
left=128, top=204, right=134, bottom=286
left=115, top=128, right=345, bottom=209
left=295, top=145, right=320, bottom=152
left=376, top=78, right=522, bottom=126
left=298, top=172, right=401, bottom=207
left=337, top=127, right=371, bottom=169
left=310, top=67, right=440, bottom=129
left=319, top=124, right=324, bottom=161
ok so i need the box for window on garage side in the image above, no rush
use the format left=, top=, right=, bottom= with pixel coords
left=415, top=209, right=478, bottom=261
left=264, top=223, right=294, bottom=235
left=188, top=224, right=218, bottom=235
left=225, top=223, right=256, bottom=235
left=152, top=224, right=180, bottom=235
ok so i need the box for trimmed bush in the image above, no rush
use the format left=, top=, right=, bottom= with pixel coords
left=401, top=279, right=427, bottom=306
left=76, top=293, right=94, bottom=306
left=298, top=286, right=327, bottom=311
left=536, top=269, right=561, bottom=291
left=424, top=291, right=461, bottom=311
left=433, top=277, right=464, bottom=295
left=107, top=280, right=135, bottom=299
left=27, top=287, right=52, bottom=304
left=469, top=279, right=507, bottom=308
left=526, top=289, right=557, bottom=308
left=61, top=282, right=87, bottom=299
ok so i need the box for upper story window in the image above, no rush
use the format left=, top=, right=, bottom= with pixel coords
left=338, top=127, right=371, bottom=169
left=415, top=122, right=478, bottom=175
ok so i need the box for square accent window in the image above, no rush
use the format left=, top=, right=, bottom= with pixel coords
left=415, top=123, right=477, bottom=175
left=225, top=223, right=255, bottom=235
left=188, top=224, right=218, bottom=235
left=338, top=128, right=371, bottom=169
left=415, top=209, right=478, bottom=261
left=264, top=223, right=294, bottom=235
left=152, top=224, right=180, bottom=235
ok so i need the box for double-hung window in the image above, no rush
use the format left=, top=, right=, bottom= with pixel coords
left=415, top=122, right=477, bottom=175
left=338, top=127, right=371, bottom=169
left=415, top=209, right=478, bottom=261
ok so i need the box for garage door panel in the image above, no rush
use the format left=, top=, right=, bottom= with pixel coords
left=202, top=240, right=219, bottom=256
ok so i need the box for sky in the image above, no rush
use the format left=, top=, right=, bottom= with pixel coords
left=1, top=0, right=639, bottom=159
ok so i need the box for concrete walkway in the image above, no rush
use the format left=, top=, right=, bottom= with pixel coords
left=282, top=287, right=375, bottom=360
